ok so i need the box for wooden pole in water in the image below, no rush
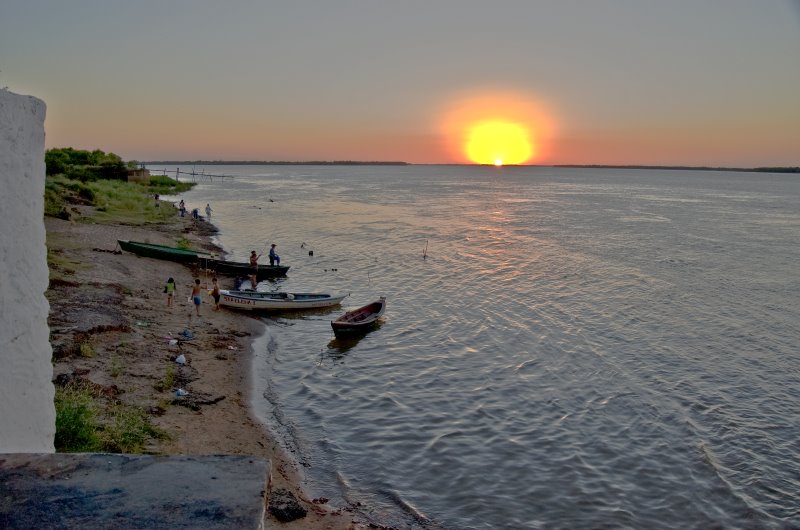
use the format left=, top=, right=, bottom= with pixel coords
left=423, top=240, right=428, bottom=260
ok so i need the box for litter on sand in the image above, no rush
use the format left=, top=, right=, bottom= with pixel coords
left=175, top=354, right=186, bottom=365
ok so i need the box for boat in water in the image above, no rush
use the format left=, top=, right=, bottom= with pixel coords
left=331, top=296, right=386, bottom=336
left=219, top=290, right=348, bottom=311
left=118, top=240, right=211, bottom=263
left=200, top=257, right=289, bottom=279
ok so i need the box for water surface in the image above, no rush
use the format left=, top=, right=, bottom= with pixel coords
left=163, top=165, right=800, bottom=529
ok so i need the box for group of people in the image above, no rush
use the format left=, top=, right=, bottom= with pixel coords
left=178, top=199, right=213, bottom=220
left=164, top=276, right=221, bottom=315
left=164, top=241, right=281, bottom=309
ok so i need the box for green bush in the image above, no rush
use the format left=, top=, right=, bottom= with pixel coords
left=55, top=384, right=163, bottom=453
left=55, top=386, right=100, bottom=452
left=44, top=183, right=66, bottom=217
left=148, top=175, right=194, bottom=194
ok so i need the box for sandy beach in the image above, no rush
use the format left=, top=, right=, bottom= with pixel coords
left=46, top=206, right=365, bottom=529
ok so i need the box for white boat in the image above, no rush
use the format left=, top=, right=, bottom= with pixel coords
left=219, top=290, right=348, bottom=311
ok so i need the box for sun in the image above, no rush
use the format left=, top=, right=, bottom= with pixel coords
left=466, top=120, right=533, bottom=165
left=437, top=89, right=557, bottom=165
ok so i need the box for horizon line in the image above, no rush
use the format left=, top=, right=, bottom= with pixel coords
left=143, top=161, right=800, bottom=174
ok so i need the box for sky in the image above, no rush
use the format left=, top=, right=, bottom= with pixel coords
left=2, top=0, right=799, bottom=166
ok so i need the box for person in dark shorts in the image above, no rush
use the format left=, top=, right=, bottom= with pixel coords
left=210, top=277, right=221, bottom=311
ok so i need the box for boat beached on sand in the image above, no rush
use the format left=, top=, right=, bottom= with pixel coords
left=118, top=240, right=290, bottom=279
left=331, top=296, right=386, bottom=336
left=218, top=290, right=348, bottom=311
left=118, top=240, right=211, bottom=263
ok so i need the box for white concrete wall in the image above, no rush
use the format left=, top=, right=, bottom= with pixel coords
left=0, top=89, right=55, bottom=453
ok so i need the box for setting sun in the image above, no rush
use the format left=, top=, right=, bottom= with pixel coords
left=466, top=121, right=533, bottom=165
left=438, top=89, right=558, bottom=165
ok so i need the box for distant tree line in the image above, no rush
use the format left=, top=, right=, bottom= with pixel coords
left=45, top=147, right=139, bottom=181
left=553, top=164, right=799, bottom=174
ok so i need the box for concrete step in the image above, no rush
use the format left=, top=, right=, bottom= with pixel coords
left=0, top=453, right=270, bottom=529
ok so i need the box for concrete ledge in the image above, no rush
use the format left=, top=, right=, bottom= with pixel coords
left=0, top=453, right=270, bottom=529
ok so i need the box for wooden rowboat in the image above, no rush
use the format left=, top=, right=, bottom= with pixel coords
left=199, top=257, right=289, bottom=279
left=118, top=240, right=211, bottom=263
left=331, top=296, right=386, bottom=336
left=219, top=290, right=348, bottom=311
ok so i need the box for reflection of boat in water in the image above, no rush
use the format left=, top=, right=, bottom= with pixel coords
left=219, top=290, right=348, bottom=311
left=331, top=297, right=386, bottom=337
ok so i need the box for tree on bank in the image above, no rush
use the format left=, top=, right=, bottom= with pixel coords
left=45, top=147, right=137, bottom=181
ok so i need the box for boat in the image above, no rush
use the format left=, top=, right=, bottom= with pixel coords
left=331, top=296, right=386, bottom=336
left=218, top=290, right=348, bottom=311
left=118, top=240, right=211, bottom=263
left=199, top=257, right=289, bottom=279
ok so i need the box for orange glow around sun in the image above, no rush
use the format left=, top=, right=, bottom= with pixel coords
left=439, top=89, right=557, bottom=165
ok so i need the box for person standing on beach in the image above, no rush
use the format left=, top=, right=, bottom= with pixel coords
left=205, top=203, right=213, bottom=219
left=165, top=277, right=176, bottom=307
left=210, top=277, right=221, bottom=311
left=190, top=278, right=204, bottom=316
left=269, top=244, right=280, bottom=266
left=249, top=250, right=262, bottom=289
left=179, top=199, right=186, bottom=217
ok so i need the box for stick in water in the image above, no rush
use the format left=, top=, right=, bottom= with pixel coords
left=423, top=240, right=428, bottom=260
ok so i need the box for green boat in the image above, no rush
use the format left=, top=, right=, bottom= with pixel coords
left=118, top=240, right=212, bottom=263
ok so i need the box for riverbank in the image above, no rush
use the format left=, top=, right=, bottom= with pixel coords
left=45, top=205, right=364, bottom=528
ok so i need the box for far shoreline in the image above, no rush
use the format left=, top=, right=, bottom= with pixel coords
left=144, top=160, right=800, bottom=174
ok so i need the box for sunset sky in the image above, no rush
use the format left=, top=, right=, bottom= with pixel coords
left=2, top=1, right=799, bottom=166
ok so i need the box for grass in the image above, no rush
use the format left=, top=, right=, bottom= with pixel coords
left=44, top=174, right=195, bottom=225
left=54, top=385, right=100, bottom=452
left=79, top=340, right=95, bottom=358
left=98, top=403, right=164, bottom=453
left=148, top=175, right=194, bottom=195
left=154, top=365, right=176, bottom=392
left=174, top=236, right=193, bottom=250
left=110, top=355, right=124, bottom=378
left=54, top=384, right=165, bottom=453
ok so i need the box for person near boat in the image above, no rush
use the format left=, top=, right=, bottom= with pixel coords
left=190, top=278, right=204, bottom=316
left=164, top=277, right=176, bottom=307
left=210, top=277, right=221, bottom=311
left=269, top=244, right=280, bottom=266
left=249, top=250, right=262, bottom=289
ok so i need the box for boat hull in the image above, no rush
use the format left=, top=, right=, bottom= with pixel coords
left=201, top=258, right=289, bottom=279
left=118, top=240, right=210, bottom=263
left=331, top=297, right=386, bottom=336
left=219, top=290, right=348, bottom=311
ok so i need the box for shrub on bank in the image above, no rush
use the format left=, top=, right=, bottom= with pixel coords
left=54, top=384, right=165, bottom=453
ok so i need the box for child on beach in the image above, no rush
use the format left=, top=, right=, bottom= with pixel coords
left=190, top=278, right=205, bottom=316
left=165, top=277, right=176, bottom=307
left=210, top=277, right=221, bottom=311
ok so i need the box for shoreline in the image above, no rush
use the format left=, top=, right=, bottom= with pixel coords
left=46, top=204, right=365, bottom=528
